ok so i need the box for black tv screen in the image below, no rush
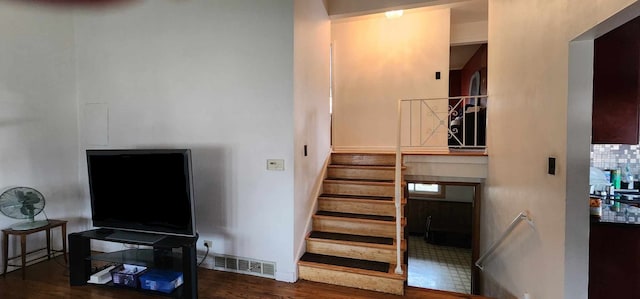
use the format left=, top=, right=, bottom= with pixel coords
left=86, top=149, right=196, bottom=237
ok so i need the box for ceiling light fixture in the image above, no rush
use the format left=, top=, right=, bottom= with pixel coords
left=385, top=10, right=404, bottom=19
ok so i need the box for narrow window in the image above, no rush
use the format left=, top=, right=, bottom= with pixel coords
left=407, top=182, right=446, bottom=198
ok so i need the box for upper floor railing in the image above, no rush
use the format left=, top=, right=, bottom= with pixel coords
left=398, top=95, right=488, bottom=150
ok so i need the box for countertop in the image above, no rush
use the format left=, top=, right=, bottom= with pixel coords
left=591, top=202, right=640, bottom=225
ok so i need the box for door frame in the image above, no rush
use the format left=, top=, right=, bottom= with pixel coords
left=405, top=180, right=482, bottom=295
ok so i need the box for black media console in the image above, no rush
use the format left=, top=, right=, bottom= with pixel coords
left=68, top=229, right=198, bottom=299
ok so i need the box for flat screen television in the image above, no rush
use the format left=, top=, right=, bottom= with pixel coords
left=86, top=149, right=197, bottom=240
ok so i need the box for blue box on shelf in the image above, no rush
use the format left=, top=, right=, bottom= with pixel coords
left=139, top=269, right=184, bottom=294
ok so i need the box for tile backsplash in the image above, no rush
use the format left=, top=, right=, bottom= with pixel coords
left=591, top=144, right=640, bottom=175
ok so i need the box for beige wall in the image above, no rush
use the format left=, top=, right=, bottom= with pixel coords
left=331, top=7, right=450, bottom=151
left=451, top=20, right=488, bottom=45
left=404, top=155, right=487, bottom=180
left=485, top=1, right=638, bottom=298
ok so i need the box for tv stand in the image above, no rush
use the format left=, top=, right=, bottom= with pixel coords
left=95, top=228, right=113, bottom=235
left=68, top=229, right=198, bottom=299
left=105, top=230, right=166, bottom=245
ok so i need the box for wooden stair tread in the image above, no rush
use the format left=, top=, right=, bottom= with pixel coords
left=319, top=194, right=393, bottom=201
left=327, top=164, right=404, bottom=169
left=315, top=211, right=395, bottom=222
left=300, top=252, right=389, bottom=273
left=309, top=231, right=394, bottom=245
left=331, top=163, right=395, bottom=167
left=324, top=178, right=395, bottom=184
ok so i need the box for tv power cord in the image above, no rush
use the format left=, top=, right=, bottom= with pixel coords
left=198, top=242, right=210, bottom=267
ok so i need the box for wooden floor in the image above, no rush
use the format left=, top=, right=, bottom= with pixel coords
left=0, top=255, right=492, bottom=299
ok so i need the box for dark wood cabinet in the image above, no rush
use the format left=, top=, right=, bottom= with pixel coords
left=591, top=16, right=640, bottom=144
left=406, top=199, right=425, bottom=234
left=589, top=222, right=640, bottom=299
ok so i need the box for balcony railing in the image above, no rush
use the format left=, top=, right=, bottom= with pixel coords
left=398, top=95, right=488, bottom=150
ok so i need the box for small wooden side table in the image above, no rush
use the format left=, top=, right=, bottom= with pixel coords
left=2, top=219, right=68, bottom=279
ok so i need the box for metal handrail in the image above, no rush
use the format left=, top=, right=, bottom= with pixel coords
left=475, top=210, right=535, bottom=270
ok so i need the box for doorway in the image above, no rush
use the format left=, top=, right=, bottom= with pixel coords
left=567, top=4, right=640, bottom=297
left=405, top=181, right=481, bottom=295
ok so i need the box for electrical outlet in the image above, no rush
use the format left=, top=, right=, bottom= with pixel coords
left=204, top=240, right=212, bottom=248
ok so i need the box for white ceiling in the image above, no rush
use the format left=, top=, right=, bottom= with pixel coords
left=326, top=0, right=488, bottom=25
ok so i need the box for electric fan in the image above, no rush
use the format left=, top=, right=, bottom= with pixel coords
left=0, top=187, right=48, bottom=230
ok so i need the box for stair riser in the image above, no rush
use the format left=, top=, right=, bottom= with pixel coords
left=313, top=218, right=398, bottom=238
left=331, top=154, right=396, bottom=166
left=323, top=182, right=395, bottom=197
left=298, top=264, right=404, bottom=295
left=306, top=240, right=398, bottom=263
left=327, top=167, right=395, bottom=181
left=318, top=198, right=397, bottom=217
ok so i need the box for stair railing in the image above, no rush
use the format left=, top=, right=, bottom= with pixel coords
left=394, top=100, right=403, bottom=274
left=474, top=210, right=535, bottom=270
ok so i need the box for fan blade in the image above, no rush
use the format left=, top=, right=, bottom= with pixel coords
left=1, top=205, right=27, bottom=218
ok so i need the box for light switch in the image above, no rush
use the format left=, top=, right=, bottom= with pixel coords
left=548, top=157, right=556, bottom=175
left=267, top=159, right=285, bottom=171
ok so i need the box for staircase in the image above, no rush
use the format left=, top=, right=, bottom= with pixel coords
left=298, top=152, right=407, bottom=295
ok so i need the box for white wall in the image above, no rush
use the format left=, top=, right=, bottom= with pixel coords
left=0, top=2, right=82, bottom=272
left=74, top=0, right=298, bottom=281
left=331, top=7, right=450, bottom=151
left=484, top=1, right=638, bottom=298
left=404, top=155, right=487, bottom=181
left=565, top=39, right=594, bottom=299
left=293, top=0, right=331, bottom=265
